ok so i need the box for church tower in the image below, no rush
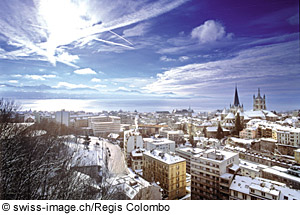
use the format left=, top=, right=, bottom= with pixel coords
left=253, top=88, right=266, bottom=111
left=229, top=85, right=243, bottom=114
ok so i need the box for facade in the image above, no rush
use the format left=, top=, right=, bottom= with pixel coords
left=175, top=147, right=203, bottom=174
left=239, top=127, right=258, bottom=139
left=190, top=149, right=240, bottom=200
left=295, top=149, right=300, bottom=164
left=230, top=176, right=300, bottom=200
left=89, top=116, right=121, bottom=137
left=55, top=109, right=70, bottom=126
left=143, top=150, right=186, bottom=200
left=239, top=159, right=268, bottom=178
left=253, top=88, right=266, bottom=111
left=144, top=138, right=175, bottom=153
left=124, top=130, right=144, bottom=164
left=262, top=166, right=300, bottom=189
left=130, top=148, right=145, bottom=172
left=167, top=130, right=184, bottom=144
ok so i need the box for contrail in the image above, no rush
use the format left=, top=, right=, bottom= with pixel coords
left=94, top=38, right=134, bottom=49
left=109, top=30, right=134, bottom=46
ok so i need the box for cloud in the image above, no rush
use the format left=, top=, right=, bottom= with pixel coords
left=73, top=68, right=97, bottom=75
left=287, top=13, right=299, bottom=25
left=145, top=40, right=300, bottom=97
left=8, top=80, right=18, bottom=84
left=91, top=78, right=101, bottom=82
left=191, top=20, right=232, bottom=43
left=179, top=56, right=189, bottom=62
left=0, top=0, right=188, bottom=67
left=123, top=22, right=151, bottom=37
left=11, top=74, right=22, bottom=78
left=54, top=82, right=93, bottom=89
left=94, top=84, right=107, bottom=88
left=160, top=55, right=176, bottom=62
left=24, top=74, right=56, bottom=80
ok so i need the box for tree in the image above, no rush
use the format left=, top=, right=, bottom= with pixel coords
left=189, top=134, right=195, bottom=148
left=234, top=112, right=243, bottom=136
left=216, top=122, right=224, bottom=140
left=0, top=99, right=120, bottom=200
left=203, top=126, right=207, bottom=138
left=83, top=135, right=91, bottom=150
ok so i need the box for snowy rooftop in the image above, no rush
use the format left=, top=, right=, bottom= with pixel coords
left=230, top=137, right=253, bottom=145
left=143, top=138, right=175, bottom=145
left=262, top=166, right=300, bottom=183
left=193, top=148, right=238, bottom=163
left=230, top=176, right=300, bottom=200
left=144, top=149, right=185, bottom=165
left=107, top=173, right=152, bottom=199
left=239, top=159, right=268, bottom=172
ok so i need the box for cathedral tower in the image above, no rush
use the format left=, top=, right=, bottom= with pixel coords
left=253, top=88, right=266, bottom=111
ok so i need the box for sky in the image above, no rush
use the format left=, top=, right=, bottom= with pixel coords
left=0, top=0, right=299, bottom=112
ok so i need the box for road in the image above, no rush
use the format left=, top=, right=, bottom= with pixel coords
left=103, top=139, right=129, bottom=176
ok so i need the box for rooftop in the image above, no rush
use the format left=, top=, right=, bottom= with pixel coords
left=144, top=149, right=185, bottom=165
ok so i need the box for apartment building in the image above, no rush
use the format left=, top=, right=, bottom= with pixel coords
left=230, top=176, right=300, bottom=200
left=144, top=138, right=175, bottom=153
left=262, top=166, right=300, bottom=189
left=190, top=149, right=240, bottom=200
left=124, top=130, right=144, bottom=164
left=143, top=150, right=186, bottom=200
left=89, top=116, right=121, bottom=137
left=175, top=147, right=203, bottom=174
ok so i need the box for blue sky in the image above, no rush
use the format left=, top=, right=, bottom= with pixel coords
left=0, top=0, right=299, bottom=112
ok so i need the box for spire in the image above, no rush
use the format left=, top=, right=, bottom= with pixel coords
left=234, top=85, right=240, bottom=107
left=257, top=88, right=261, bottom=98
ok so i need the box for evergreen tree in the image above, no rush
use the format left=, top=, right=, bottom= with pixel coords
left=235, top=112, right=243, bottom=136
left=216, top=122, right=224, bottom=140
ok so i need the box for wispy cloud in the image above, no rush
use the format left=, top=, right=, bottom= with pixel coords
left=91, top=78, right=101, bottom=82
left=24, top=74, right=56, bottom=80
left=0, top=0, right=188, bottom=67
left=73, top=68, right=96, bottom=75
left=145, top=40, right=300, bottom=97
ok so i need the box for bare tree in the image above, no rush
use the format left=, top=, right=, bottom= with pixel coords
left=0, top=99, right=112, bottom=199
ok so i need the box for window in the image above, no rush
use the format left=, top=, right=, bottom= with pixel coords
left=234, top=191, right=238, bottom=197
left=284, top=196, right=288, bottom=200
left=250, top=189, right=255, bottom=193
left=272, top=195, right=277, bottom=200
left=261, top=192, right=265, bottom=197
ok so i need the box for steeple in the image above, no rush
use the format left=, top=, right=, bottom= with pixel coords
left=257, top=88, right=261, bottom=98
left=234, top=85, right=240, bottom=107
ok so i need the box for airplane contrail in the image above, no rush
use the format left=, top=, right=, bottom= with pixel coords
left=109, top=30, right=134, bottom=46
left=94, top=38, right=134, bottom=49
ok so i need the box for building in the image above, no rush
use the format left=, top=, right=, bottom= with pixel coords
left=130, top=148, right=145, bottom=172
left=295, top=149, right=300, bottom=164
left=190, top=149, right=240, bottom=200
left=253, top=88, right=266, bottom=111
left=229, top=85, right=243, bottom=114
left=107, top=173, right=162, bottom=200
left=143, top=150, right=186, bottom=200
left=89, top=116, right=121, bottom=137
left=230, top=176, right=300, bottom=200
left=124, top=130, right=144, bottom=165
left=239, top=127, right=258, bottom=139
left=175, top=147, right=203, bottom=174
left=239, top=159, right=268, bottom=178
left=167, top=130, right=184, bottom=145
left=262, top=166, right=300, bottom=189
left=144, top=138, right=175, bottom=153
left=55, top=109, right=70, bottom=126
